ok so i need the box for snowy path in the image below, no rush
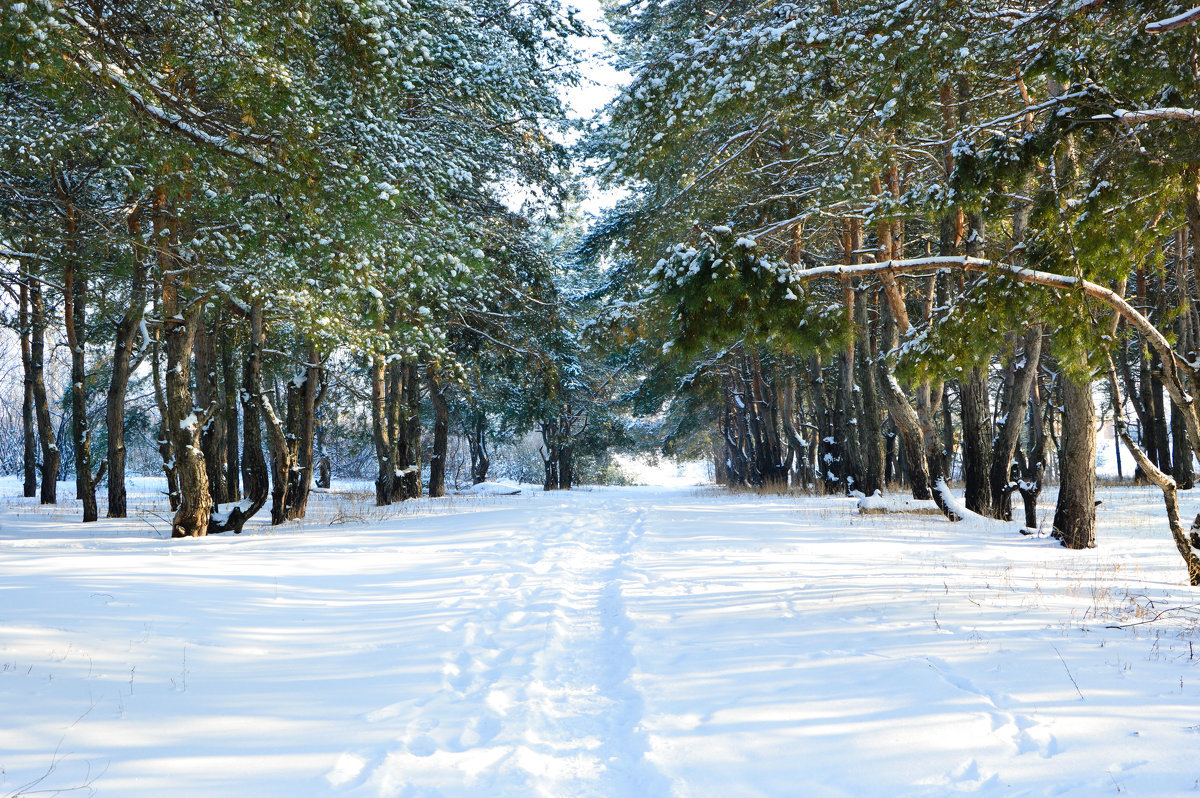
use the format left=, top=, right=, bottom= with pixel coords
left=2, top=483, right=1200, bottom=796
left=365, top=501, right=666, bottom=796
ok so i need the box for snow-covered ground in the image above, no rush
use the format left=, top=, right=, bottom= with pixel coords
left=1, top=478, right=1199, bottom=797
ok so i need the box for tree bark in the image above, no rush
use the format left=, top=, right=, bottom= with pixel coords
left=150, top=321, right=180, bottom=511
left=155, top=187, right=211, bottom=538
left=370, top=354, right=394, bottom=506
left=220, top=325, right=241, bottom=501
left=256, top=334, right=299, bottom=526
left=30, top=276, right=58, bottom=505
left=19, top=279, right=36, bottom=498
left=283, top=346, right=322, bottom=521
left=1052, top=370, right=1097, bottom=549
left=990, top=326, right=1042, bottom=520
left=468, top=411, right=490, bottom=484
left=106, top=215, right=148, bottom=518
left=62, top=223, right=101, bottom=522
left=856, top=288, right=885, bottom=496
left=402, top=361, right=422, bottom=498
left=195, top=316, right=227, bottom=505
left=208, top=304, right=268, bottom=535
left=427, top=366, right=449, bottom=498
left=961, top=365, right=994, bottom=516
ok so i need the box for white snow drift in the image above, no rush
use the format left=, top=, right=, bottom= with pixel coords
left=0, top=480, right=1198, bottom=796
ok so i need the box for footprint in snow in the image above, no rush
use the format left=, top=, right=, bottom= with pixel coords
left=945, top=757, right=1000, bottom=791
left=324, top=751, right=369, bottom=788
left=460, top=714, right=502, bottom=747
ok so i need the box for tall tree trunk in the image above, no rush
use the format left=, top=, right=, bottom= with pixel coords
left=876, top=279, right=934, bottom=501
left=220, top=325, right=241, bottom=501
left=386, top=357, right=407, bottom=499
left=370, top=354, right=394, bottom=506
left=151, top=321, right=179, bottom=511
left=837, top=222, right=864, bottom=493
left=1052, top=370, right=1097, bottom=549
left=427, top=367, right=449, bottom=498
left=808, top=355, right=835, bottom=493
left=402, top=361, right=422, bottom=498
left=62, top=226, right=101, bottom=522
left=19, top=279, right=36, bottom=498
left=106, top=217, right=148, bottom=518
left=209, top=304, right=268, bottom=534
left=283, top=346, right=322, bottom=521
left=468, top=411, right=490, bottom=484
left=195, top=317, right=227, bottom=505
left=164, top=305, right=207, bottom=537
left=31, top=276, right=59, bottom=505
left=1150, top=362, right=1173, bottom=475
left=155, top=187, right=210, bottom=537
left=856, top=288, right=885, bottom=496
left=961, top=365, right=994, bottom=516
left=960, top=208, right=993, bottom=516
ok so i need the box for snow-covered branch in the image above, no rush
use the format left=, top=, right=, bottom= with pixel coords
left=0, top=248, right=50, bottom=262
left=1146, top=6, right=1200, bottom=33
left=790, top=256, right=1177, bottom=371
left=60, top=8, right=291, bottom=175
left=1101, top=108, right=1200, bottom=124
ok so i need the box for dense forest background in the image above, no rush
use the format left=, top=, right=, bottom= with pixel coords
left=3, top=0, right=1200, bottom=581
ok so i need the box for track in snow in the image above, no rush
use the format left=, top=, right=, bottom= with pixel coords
left=362, top=496, right=670, bottom=797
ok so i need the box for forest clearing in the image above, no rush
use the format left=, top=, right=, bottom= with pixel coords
left=2, top=478, right=1199, bottom=797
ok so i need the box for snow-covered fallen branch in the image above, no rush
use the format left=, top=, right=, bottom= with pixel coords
left=856, top=492, right=941, bottom=515
left=935, top=478, right=1031, bottom=535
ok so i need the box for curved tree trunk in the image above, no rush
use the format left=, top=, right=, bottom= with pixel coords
left=260, top=372, right=298, bottom=526
left=209, top=310, right=268, bottom=535
left=1109, top=359, right=1200, bottom=584
left=990, top=326, right=1042, bottom=520
left=875, top=278, right=933, bottom=501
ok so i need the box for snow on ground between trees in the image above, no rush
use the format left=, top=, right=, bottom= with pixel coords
left=1, top=479, right=1198, bottom=796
